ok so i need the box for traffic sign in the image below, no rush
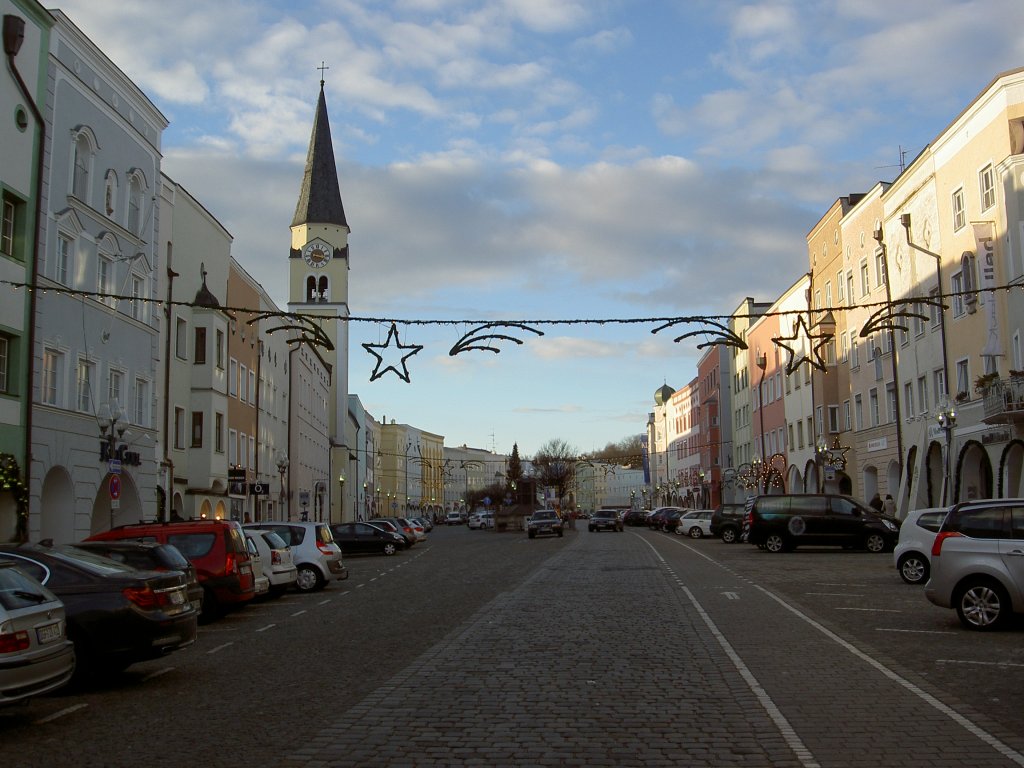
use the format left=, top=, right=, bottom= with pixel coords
left=108, top=459, right=122, bottom=475
left=109, top=474, right=121, bottom=500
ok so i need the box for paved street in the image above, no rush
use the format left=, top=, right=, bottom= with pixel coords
left=3, top=524, right=1024, bottom=767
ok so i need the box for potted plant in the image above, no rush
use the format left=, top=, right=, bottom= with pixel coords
left=974, top=372, right=999, bottom=394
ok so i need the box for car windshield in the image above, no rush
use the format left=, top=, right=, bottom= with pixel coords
left=262, top=531, right=288, bottom=549
left=0, top=564, right=58, bottom=609
left=532, top=511, right=557, bottom=520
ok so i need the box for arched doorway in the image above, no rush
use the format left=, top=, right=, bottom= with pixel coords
left=955, top=441, right=993, bottom=503
left=1000, top=441, right=1024, bottom=497
left=90, top=471, right=142, bottom=535
left=862, top=464, right=879, bottom=503
left=39, top=466, right=75, bottom=543
left=903, top=445, right=918, bottom=510
left=836, top=472, right=853, bottom=496
left=925, top=442, right=944, bottom=506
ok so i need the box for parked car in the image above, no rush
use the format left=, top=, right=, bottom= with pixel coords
left=370, top=518, right=418, bottom=547
left=74, top=540, right=204, bottom=615
left=243, top=529, right=297, bottom=597
left=470, top=511, right=494, bottom=530
left=243, top=521, right=347, bottom=593
left=710, top=503, right=747, bottom=543
left=242, top=532, right=271, bottom=598
left=0, top=561, right=75, bottom=705
left=675, top=509, right=714, bottom=538
left=589, top=509, right=623, bottom=532
left=86, top=518, right=256, bottom=618
left=527, top=509, right=563, bottom=539
left=331, top=522, right=406, bottom=556
left=647, top=507, right=683, bottom=530
left=445, top=511, right=463, bottom=525
left=893, top=507, right=947, bottom=585
left=622, top=509, right=650, bottom=527
left=0, top=543, right=197, bottom=677
left=413, top=517, right=434, bottom=533
left=743, top=494, right=900, bottom=553
left=925, top=498, right=1024, bottom=630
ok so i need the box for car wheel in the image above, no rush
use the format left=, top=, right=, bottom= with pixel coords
left=764, top=534, right=787, bottom=553
left=720, top=527, right=737, bottom=544
left=296, top=564, right=325, bottom=592
left=589, top=526, right=595, bottom=532
left=864, top=533, right=887, bottom=553
left=897, top=553, right=929, bottom=584
left=689, top=527, right=703, bottom=539
left=956, top=579, right=1010, bottom=630
left=528, top=531, right=536, bottom=539
left=382, top=543, right=397, bottom=556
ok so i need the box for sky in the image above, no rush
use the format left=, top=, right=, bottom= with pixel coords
left=54, top=0, right=1024, bottom=458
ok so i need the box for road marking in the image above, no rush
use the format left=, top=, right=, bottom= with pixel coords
left=256, top=624, right=276, bottom=632
left=34, top=704, right=88, bottom=724
left=291, top=610, right=307, bottom=617
left=875, top=628, right=957, bottom=635
left=654, top=533, right=1024, bottom=766
left=142, top=667, right=175, bottom=681
left=317, top=599, right=331, bottom=606
left=206, top=642, right=233, bottom=655
left=806, top=592, right=863, bottom=597
left=937, top=659, right=1024, bottom=668
left=723, top=591, right=740, bottom=600
left=835, top=607, right=901, bottom=612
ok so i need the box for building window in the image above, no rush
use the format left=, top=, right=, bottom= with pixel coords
left=952, top=187, right=965, bottom=230
left=950, top=271, right=966, bottom=317
left=109, top=369, right=123, bottom=412
left=886, top=382, right=897, bottom=423
left=828, top=405, right=840, bottom=433
left=191, top=411, right=203, bottom=448
left=134, top=378, right=149, bottom=426
left=131, top=275, right=146, bottom=322
left=918, top=375, right=929, bottom=414
left=955, top=359, right=970, bottom=400
left=174, top=407, right=185, bottom=450
left=76, top=359, right=94, bottom=413
left=215, top=412, right=224, bottom=453
left=913, top=301, right=925, bottom=337
left=979, top=164, right=995, bottom=211
left=240, top=364, right=248, bottom=402
left=55, top=235, right=72, bottom=285
left=127, top=174, right=143, bottom=234
left=837, top=272, right=845, bottom=304
left=860, top=259, right=870, bottom=296
left=249, top=436, right=255, bottom=470
left=240, top=433, right=248, bottom=469
left=843, top=400, right=851, bottom=431
left=175, top=317, right=187, bottom=359
left=904, top=382, right=914, bottom=418
left=229, top=359, right=238, bottom=397
left=194, top=327, right=207, bottom=365
left=228, top=428, right=237, bottom=465
left=216, top=329, right=225, bottom=369
left=854, top=394, right=863, bottom=430
left=72, top=133, right=91, bottom=201
left=850, top=336, right=859, bottom=368
left=0, top=197, right=16, bottom=256
left=875, top=251, right=886, bottom=286
left=869, top=388, right=879, bottom=427
left=929, top=288, right=941, bottom=327
left=97, top=256, right=114, bottom=306
left=0, top=336, right=9, bottom=393
left=934, top=369, right=946, bottom=404
left=248, top=370, right=256, bottom=405
left=846, top=271, right=854, bottom=307
left=42, top=349, right=61, bottom=406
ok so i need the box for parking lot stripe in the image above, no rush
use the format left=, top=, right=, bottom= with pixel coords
left=206, top=642, right=233, bottom=655
left=142, top=667, right=175, bottom=681
left=256, top=624, right=276, bottom=632
left=34, top=704, right=88, bottom=724
left=937, top=659, right=1024, bottom=668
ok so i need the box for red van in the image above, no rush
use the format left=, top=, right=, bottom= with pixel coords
left=87, top=519, right=256, bottom=618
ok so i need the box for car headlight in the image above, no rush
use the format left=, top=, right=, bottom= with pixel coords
left=883, top=520, right=897, bottom=531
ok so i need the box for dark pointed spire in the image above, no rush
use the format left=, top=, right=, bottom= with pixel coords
left=291, top=81, right=348, bottom=229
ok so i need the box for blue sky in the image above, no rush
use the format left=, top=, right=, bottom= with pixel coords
left=56, top=0, right=1024, bottom=457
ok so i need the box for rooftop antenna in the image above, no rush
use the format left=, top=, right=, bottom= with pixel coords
left=875, top=145, right=908, bottom=176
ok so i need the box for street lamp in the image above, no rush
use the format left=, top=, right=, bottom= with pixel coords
left=276, top=454, right=289, bottom=518
left=755, top=353, right=768, bottom=464
left=815, top=435, right=828, bottom=493
left=362, top=481, right=368, bottom=521
left=937, top=399, right=957, bottom=506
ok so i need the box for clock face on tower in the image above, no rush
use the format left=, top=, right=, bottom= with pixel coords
left=302, top=240, right=332, bottom=268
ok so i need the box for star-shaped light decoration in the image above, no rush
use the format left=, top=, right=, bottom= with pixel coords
left=825, top=437, right=849, bottom=471
left=362, top=323, right=423, bottom=383
left=772, top=314, right=833, bottom=375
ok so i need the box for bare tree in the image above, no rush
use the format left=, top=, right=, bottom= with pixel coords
left=530, top=438, right=579, bottom=510
left=590, top=434, right=645, bottom=469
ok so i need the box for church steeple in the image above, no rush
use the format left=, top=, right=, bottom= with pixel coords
left=291, top=82, right=348, bottom=229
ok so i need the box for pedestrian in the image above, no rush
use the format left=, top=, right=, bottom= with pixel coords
left=883, top=494, right=896, bottom=516
left=869, top=493, right=883, bottom=511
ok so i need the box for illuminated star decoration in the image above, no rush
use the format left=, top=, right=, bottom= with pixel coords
left=825, top=437, right=849, bottom=471
left=362, top=323, right=423, bottom=383
left=772, top=314, right=833, bottom=375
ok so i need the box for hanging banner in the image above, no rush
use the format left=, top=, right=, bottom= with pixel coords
left=972, top=220, right=1001, bottom=360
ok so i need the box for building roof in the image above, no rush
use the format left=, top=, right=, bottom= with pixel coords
left=654, top=383, right=675, bottom=406
left=291, top=84, right=349, bottom=229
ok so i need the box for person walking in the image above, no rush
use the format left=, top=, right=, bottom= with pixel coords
left=883, top=494, right=896, bottom=516
left=869, top=493, right=883, bottom=511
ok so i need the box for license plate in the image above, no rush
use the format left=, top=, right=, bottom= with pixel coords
left=36, top=621, right=62, bottom=644
left=169, top=590, right=185, bottom=605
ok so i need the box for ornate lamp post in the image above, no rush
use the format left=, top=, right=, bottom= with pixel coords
left=815, top=435, right=829, bottom=493
left=937, top=399, right=957, bottom=506
left=337, top=474, right=345, bottom=520
left=276, top=454, right=289, bottom=518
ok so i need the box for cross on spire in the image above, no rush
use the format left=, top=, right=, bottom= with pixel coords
left=317, top=61, right=329, bottom=87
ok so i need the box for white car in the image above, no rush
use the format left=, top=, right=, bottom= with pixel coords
left=893, top=507, right=947, bottom=584
left=675, top=509, right=714, bottom=538
left=245, top=528, right=297, bottom=597
left=244, top=521, right=347, bottom=593
left=243, top=533, right=271, bottom=597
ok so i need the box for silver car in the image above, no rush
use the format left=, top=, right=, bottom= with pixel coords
left=0, top=562, right=75, bottom=705
left=244, top=522, right=347, bottom=593
left=893, top=507, right=947, bottom=585
left=925, top=499, right=1024, bottom=630
left=245, top=529, right=297, bottom=597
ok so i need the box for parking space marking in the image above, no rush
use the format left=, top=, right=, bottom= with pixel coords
left=206, top=642, right=233, bottom=655
left=256, top=624, right=276, bottom=632
left=806, top=592, right=864, bottom=597
left=937, top=659, right=1024, bottom=668
left=875, top=627, right=957, bottom=635
left=835, top=607, right=901, bottom=612
left=290, top=610, right=307, bottom=617
left=142, top=667, right=175, bottom=681
left=34, top=704, right=88, bottom=724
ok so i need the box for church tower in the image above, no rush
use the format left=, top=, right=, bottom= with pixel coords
left=288, top=79, right=350, bottom=517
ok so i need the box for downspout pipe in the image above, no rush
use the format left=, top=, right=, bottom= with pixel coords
left=5, top=13, right=45, bottom=538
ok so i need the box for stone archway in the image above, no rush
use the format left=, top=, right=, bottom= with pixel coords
left=862, top=464, right=879, bottom=503
left=39, top=466, right=75, bottom=543
left=955, top=441, right=993, bottom=503
left=1000, top=441, right=1024, bottom=497
left=90, top=471, right=143, bottom=535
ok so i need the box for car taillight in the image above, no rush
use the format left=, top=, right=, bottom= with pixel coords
left=0, top=626, right=30, bottom=653
left=931, top=531, right=962, bottom=557
left=123, top=585, right=171, bottom=610
left=225, top=552, right=238, bottom=575
left=317, top=541, right=333, bottom=555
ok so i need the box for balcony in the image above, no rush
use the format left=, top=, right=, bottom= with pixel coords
left=981, top=376, right=1024, bottom=424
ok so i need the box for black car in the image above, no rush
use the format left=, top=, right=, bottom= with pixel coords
left=0, top=543, right=198, bottom=677
left=647, top=507, right=683, bottom=530
left=743, top=494, right=901, bottom=553
left=527, top=509, right=564, bottom=539
left=331, top=522, right=407, bottom=556
left=622, top=509, right=649, bottom=527
left=710, top=503, right=747, bottom=543
left=73, top=540, right=204, bottom=616
left=368, top=518, right=417, bottom=547
left=589, top=510, right=623, bottom=532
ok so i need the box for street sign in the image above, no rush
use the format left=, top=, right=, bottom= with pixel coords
left=299, top=491, right=310, bottom=506
left=109, top=474, right=121, bottom=500
left=108, top=459, right=122, bottom=475
left=250, top=482, right=268, bottom=496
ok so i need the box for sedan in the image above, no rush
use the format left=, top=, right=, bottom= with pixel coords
left=675, top=509, right=714, bottom=539
left=0, top=562, right=75, bottom=705
left=331, top=522, right=407, bottom=556
left=0, top=543, right=198, bottom=678
left=589, top=510, right=623, bottom=532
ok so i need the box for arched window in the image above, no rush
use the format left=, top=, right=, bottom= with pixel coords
left=318, top=276, right=328, bottom=301
left=72, top=132, right=93, bottom=201
left=306, top=276, right=317, bottom=301
left=127, top=172, right=144, bottom=234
